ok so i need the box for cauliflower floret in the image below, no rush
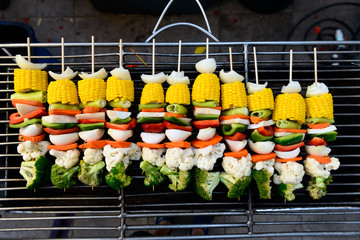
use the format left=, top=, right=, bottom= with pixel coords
left=304, top=157, right=340, bottom=178
left=194, top=143, right=226, bottom=171
left=127, top=143, right=142, bottom=161
left=222, top=154, right=252, bottom=179
left=103, top=144, right=130, bottom=171
left=253, top=158, right=275, bottom=175
left=17, top=140, right=50, bottom=161
left=165, top=147, right=195, bottom=171
left=142, top=147, right=165, bottom=167
left=83, top=148, right=104, bottom=165
left=50, top=149, right=80, bottom=169
left=273, top=161, right=305, bottom=185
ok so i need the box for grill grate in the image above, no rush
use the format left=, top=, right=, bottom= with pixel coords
left=0, top=41, right=359, bottom=239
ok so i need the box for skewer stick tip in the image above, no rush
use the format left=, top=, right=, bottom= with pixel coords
left=91, top=36, right=95, bottom=74
left=178, top=40, right=182, bottom=72
left=27, top=37, right=31, bottom=61
left=229, top=47, right=233, bottom=71
left=289, top=49, right=293, bottom=83
left=61, top=37, right=65, bottom=72
left=152, top=39, right=155, bottom=75
left=253, top=47, right=259, bottom=85
left=314, top=47, right=318, bottom=86
left=206, top=38, right=209, bottom=59
left=119, top=39, right=123, bottom=68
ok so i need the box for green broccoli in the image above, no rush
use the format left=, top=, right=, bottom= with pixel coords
left=306, top=176, right=333, bottom=200
left=105, top=162, right=131, bottom=190
left=160, top=165, right=191, bottom=192
left=50, top=164, right=79, bottom=189
left=219, top=172, right=251, bottom=199
left=194, top=168, right=220, bottom=201
left=139, top=161, right=166, bottom=187
left=19, top=155, right=51, bottom=190
left=278, top=183, right=303, bottom=201
left=252, top=169, right=272, bottom=199
left=78, top=160, right=105, bottom=187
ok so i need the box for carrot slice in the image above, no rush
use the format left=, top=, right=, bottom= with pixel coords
left=219, top=114, right=250, bottom=121
left=194, top=106, right=222, bottom=111
left=192, top=134, right=223, bottom=148
left=252, top=153, right=277, bottom=162
left=137, top=142, right=165, bottom=149
left=82, top=106, right=101, bottom=113
left=250, top=116, right=269, bottom=124
left=307, top=123, right=330, bottom=129
left=113, top=108, right=128, bottom=112
left=141, top=108, right=165, bottom=112
left=49, top=109, right=82, bottom=116
left=165, top=141, right=191, bottom=148
left=274, top=127, right=307, bottom=133
left=12, top=99, right=43, bottom=107
left=275, top=157, right=302, bottom=163
left=78, top=140, right=109, bottom=149
left=165, top=112, right=186, bottom=118
left=307, top=155, right=331, bottom=164
left=106, top=141, right=132, bottom=148
left=224, top=149, right=249, bottom=159
left=47, top=143, right=78, bottom=151
left=18, top=133, right=46, bottom=142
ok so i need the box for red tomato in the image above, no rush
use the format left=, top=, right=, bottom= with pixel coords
left=224, top=132, right=247, bottom=141
left=257, top=126, right=274, bottom=136
left=274, top=142, right=305, bottom=151
left=193, top=119, right=220, bottom=129
left=308, top=137, right=327, bottom=146
left=164, top=121, right=193, bottom=132
left=141, top=123, right=165, bottom=133
left=44, top=126, right=79, bottom=135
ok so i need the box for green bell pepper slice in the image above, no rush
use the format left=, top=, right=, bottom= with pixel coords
left=78, top=122, right=105, bottom=131
left=192, top=100, right=218, bottom=108
left=110, top=117, right=132, bottom=124
left=163, top=116, right=190, bottom=126
left=222, top=107, right=248, bottom=116
left=49, top=103, right=80, bottom=111
left=274, top=133, right=303, bottom=146
left=9, top=118, right=41, bottom=128
left=11, top=91, right=46, bottom=103
left=138, top=103, right=167, bottom=111
left=108, top=100, right=131, bottom=109
left=222, top=123, right=247, bottom=135
left=194, top=114, right=219, bottom=120
left=305, top=118, right=335, bottom=124
left=166, top=104, right=188, bottom=114
left=79, top=99, right=107, bottom=109
left=42, top=120, right=77, bottom=129
left=250, top=109, right=272, bottom=119
left=137, top=117, right=163, bottom=124
left=310, top=131, right=338, bottom=142
left=276, top=120, right=301, bottom=129
left=250, top=129, right=274, bottom=142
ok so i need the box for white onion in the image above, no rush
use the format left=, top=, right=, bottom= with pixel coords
left=141, top=132, right=165, bottom=144
left=79, top=129, right=105, bottom=142
left=219, top=69, right=244, bottom=83
left=165, top=129, right=191, bottom=142
left=274, top=147, right=300, bottom=159
left=110, top=67, right=131, bottom=80
left=225, top=139, right=247, bottom=152
left=50, top=132, right=79, bottom=145
left=49, top=67, right=78, bottom=80
left=75, top=112, right=105, bottom=120
left=248, top=139, right=275, bottom=154
left=20, top=123, right=43, bottom=137
left=106, top=110, right=131, bottom=120
left=195, top=58, right=216, bottom=73
left=194, top=107, right=221, bottom=116
left=15, top=54, right=46, bottom=70
left=247, top=120, right=275, bottom=130
left=79, top=68, right=107, bottom=80
left=137, top=112, right=165, bottom=118
left=281, top=81, right=302, bottom=93
left=141, top=72, right=168, bottom=84
left=42, top=115, right=78, bottom=123
left=247, top=82, right=268, bottom=94
left=307, top=125, right=337, bottom=134
left=167, top=71, right=190, bottom=85
left=197, top=128, right=216, bottom=141
left=16, top=104, right=41, bottom=117
left=306, top=82, right=329, bottom=97
left=305, top=145, right=331, bottom=157
left=220, top=118, right=250, bottom=125
left=108, top=129, right=133, bottom=142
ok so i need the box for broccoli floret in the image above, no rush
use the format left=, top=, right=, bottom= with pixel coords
left=278, top=183, right=303, bottom=201
left=252, top=169, right=272, bottom=199
left=105, top=162, right=131, bottom=190
left=160, top=165, right=191, bottom=192
left=219, top=172, right=251, bottom=199
left=78, top=160, right=105, bottom=187
left=194, top=168, right=220, bottom=201
left=19, top=155, right=51, bottom=190
left=51, top=164, right=79, bottom=189
left=306, top=176, right=333, bottom=200
left=140, top=160, right=166, bottom=187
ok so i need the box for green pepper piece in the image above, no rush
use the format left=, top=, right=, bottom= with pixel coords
left=9, top=118, right=41, bottom=128
left=11, top=91, right=46, bottom=103
left=109, top=100, right=131, bottom=109
left=78, top=122, right=105, bottom=131
left=42, top=120, right=77, bottom=129
left=137, top=117, right=163, bottom=124
left=222, top=123, right=247, bottom=135
left=85, top=99, right=107, bottom=108
left=166, top=104, right=188, bottom=114
left=305, top=118, right=335, bottom=124
left=274, top=133, right=303, bottom=146
left=310, top=131, right=338, bottom=142
left=276, top=120, right=301, bottom=129
left=49, top=103, right=80, bottom=111
left=250, top=109, right=272, bottom=119
left=110, top=117, right=131, bottom=124
left=163, top=116, right=190, bottom=126
left=192, top=100, right=218, bottom=108
left=222, top=107, right=248, bottom=116
left=250, top=129, right=274, bottom=142
left=194, top=114, right=219, bottom=120
left=138, top=103, right=167, bottom=111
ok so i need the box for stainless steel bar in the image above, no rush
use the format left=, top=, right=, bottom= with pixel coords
left=126, top=223, right=247, bottom=230
left=0, top=227, right=117, bottom=231
left=0, top=215, right=119, bottom=221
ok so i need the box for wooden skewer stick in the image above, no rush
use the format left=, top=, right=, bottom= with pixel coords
left=178, top=40, right=182, bottom=72
left=314, top=47, right=318, bottom=86
left=27, top=37, right=31, bottom=61
left=152, top=39, right=155, bottom=75
left=91, top=36, right=95, bottom=74
left=61, top=37, right=65, bottom=72
left=119, top=39, right=123, bottom=68
left=229, top=47, right=233, bottom=71
left=253, top=47, right=259, bottom=85
left=289, top=49, right=293, bottom=83
left=206, top=38, right=209, bottom=59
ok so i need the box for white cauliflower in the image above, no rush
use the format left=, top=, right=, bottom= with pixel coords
left=17, top=140, right=50, bottom=161
left=194, top=143, right=226, bottom=171
left=103, top=143, right=142, bottom=171
left=222, top=154, right=252, bottom=179
left=165, top=147, right=195, bottom=171
left=141, top=147, right=165, bottom=167
left=253, top=158, right=275, bottom=175
left=127, top=143, right=142, bottom=161
left=83, top=148, right=104, bottom=165
left=50, top=149, right=80, bottom=169
left=304, top=157, right=340, bottom=178
left=273, top=161, right=305, bottom=185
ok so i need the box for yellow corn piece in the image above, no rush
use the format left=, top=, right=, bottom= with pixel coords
left=166, top=84, right=190, bottom=105
left=47, top=79, right=79, bottom=105
left=192, top=73, right=220, bottom=103
left=221, top=81, right=247, bottom=110
left=273, top=93, right=306, bottom=124
left=140, top=83, right=164, bottom=104
left=78, top=79, right=106, bottom=105
left=305, top=93, right=333, bottom=119
left=247, top=88, right=274, bottom=111
left=106, top=76, right=134, bottom=102
left=14, top=69, right=48, bottom=93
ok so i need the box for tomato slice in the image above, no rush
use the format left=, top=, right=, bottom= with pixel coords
left=307, top=137, right=327, bottom=146
left=219, top=114, right=250, bottom=121
left=141, top=122, right=165, bottom=133
left=78, top=119, right=106, bottom=124
left=274, top=142, right=305, bottom=151
left=193, top=119, right=220, bottom=129
left=164, top=121, right=193, bottom=132
left=165, top=112, right=186, bottom=118
left=44, top=126, right=79, bottom=135
left=257, top=126, right=274, bottom=136
left=307, top=123, right=330, bottom=129
left=9, top=107, right=47, bottom=124
left=224, top=132, right=247, bottom=141
left=106, top=118, right=136, bottom=130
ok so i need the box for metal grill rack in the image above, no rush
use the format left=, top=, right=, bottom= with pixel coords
left=0, top=41, right=360, bottom=239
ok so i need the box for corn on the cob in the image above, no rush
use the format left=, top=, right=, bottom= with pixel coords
left=166, top=84, right=190, bottom=105
left=273, top=93, right=306, bottom=124
left=305, top=93, right=333, bottom=119
left=247, top=88, right=274, bottom=112
left=14, top=69, right=48, bottom=93
left=78, top=78, right=106, bottom=104
left=106, top=76, right=134, bottom=102
left=47, top=79, right=79, bottom=105
left=221, top=81, right=247, bottom=110
left=140, top=83, right=164, bottom=104
left=192, top=73, right=220, bottom=103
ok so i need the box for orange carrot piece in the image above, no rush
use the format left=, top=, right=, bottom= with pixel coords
left=307, top=123, right=330, bottom=129
left=165, top=141, right=191, bottom=149
left=47, top=143, right=78, bottom=151
left=18, top=133, right=46, bottom=142
left=275, top=157, right=302, bottom=163
left=49, top=109, right=81, bottom=116
left=164, top=112, right=186, bottom=118
left=106, top=141, right=132, bottom=148
left=137, top=142, right=165, bottom=149
left=250, top=116, right=269, bottom=124
left=194, top=106, right=221, bottom=111
left=252, top=153, right=277, bottom=162
left=12, top=99, right=43, bottom=107
left=219, top=114, right=250, bottom=121
left=82, top=106, right=101, bottom=113
left=192, top=134, right=222, bottom=148
left=78, top=140, right=109, bottom=149
left=274, top=127, right=307, bottom=133
left=141, top=108, right=165, bottom=112
left=224, top=149, right=249, bottom=159
left=307, top=155, right=331, bottom=164
left=113, top=108, right=128, bottom=112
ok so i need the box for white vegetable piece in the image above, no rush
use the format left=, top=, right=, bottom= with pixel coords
left=49, top=67, right=78, bottom=80
left=305, top=145, right=331, bottom=157
left=167, top=71, right=190, bottom=85
left=79, top=68, right=107, bottom=80
left=220, top=118, right=250, bottom=125
left=197, top=127, right=216, bottom=141
left=103, top=143, right=141, bottom=171
left=273, top=161, right=305, bottom=185
left=50, top=148, right=80, bottom=169
left=106, top=110, right=131, bottom=120
left=75, top=112, right=105, bottom=120
left=50, top=132, right=79, bottom=145
left=165, top=129, right=191, bottom=142
left=178, top=118, right=192, bottom=123
left=219, top=69, right=244, bottom=83
left=307, top=125, right=337, bottom=134
left=42, top=115, right=78, bottom=123
left=17, top=140, right=50, bottom=161
left=247, top=82, right=268, bottom=94
left=274, top=131, right=293, bottom=137
left=141, top=72, right=168, bottom=84
left=108, top=129, right=133, bottom=142
left=142, top=147, right=166, bottom=167
left=79, top=129, right=104, bottom=142
left=248, top=139, right=274, bottom=154
left=247, top=120, right=275, bottom=130
left=15, top=54, right=46, bottom=70
left=137, top=112, right=165, bottom=118
left=253, top=159, right=275, bottom=175
left=141, top=132, right=165, bottom=144
left=281, top=81, right=302, bottom=93
left=306, top=82, right=329, bottom=97
left=16, top=104, right=41, bottom=117
left=225, top=139, right=248, bottom=152
left=165, top=147, right=195, bottom=171
left=194, top=107, right=221, bottom=116
left=194, top=142, right=226, bottom=171
left=20, top=123, right=43, bottom=137
left=83, top=148, right=103, bottom=165
left=222, top=154, right=252, bottom=179
left=304, top=157, right=340, bottom=178
left=274, top=147, right=300, bottom=159
left=195, top=58, right=216, bottom=74
left=110, top=67, right=131, bottom=80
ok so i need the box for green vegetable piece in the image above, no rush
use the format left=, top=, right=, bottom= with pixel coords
left=51, top=164, right=80, bottom=189
left=49, top=103, right=80, bottom=111
left=163, top=116, right=190, bottom=126
left=78, top=160, right=105, bottom=187
left=222, top=107, right=248, bottom=116
left=222, top=123, right=247, bottom=135
left=305, top=118, right=335, bottom=124
left=194, top=114, right=219, bottom=120
left=160, top=165, right=190, bottom=192
left=194, top=168, right=220, bottom=201
left=19, top=155, right=51, bottom=190
left=137, top=117, right=163, bottom=124
left=11, top=91, right=46, bottom=103
left=140, top=161, right=166, bottom=187
left=278, top=183, right=303, bottom=201
left=9, top=118, right=41, bottom=128
left=252, top=169, right=272, bottom=199
left=309, top=131, right=338, bottom=142
left=42, top=119, right=77, bottom=129
left=78, top=122, right=105, bottom=131
left=138, top=103, right=167, bottom=111
left=109, top=100, right=131, bottom=109
left=276, top=120, right=301, bottom=129
left=274, top=133, right=303, bottom=146
left=166, top=104, right=188, bottom=114
left=105, top=162, right=132, bottom=190
left=250, top=109, right=272, bottom=119
left=192, top=100, right=218, bottom=108
left=85, top=99, right=107, bottom=108
left=250, top=129, right=274, bottom=142
left=110, top=117, right=131, bottom=124
left=306, top=176, right=333, bottom=200
left=220, top=172, right=251, bottom=199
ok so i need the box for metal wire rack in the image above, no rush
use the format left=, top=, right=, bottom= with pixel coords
left=0, top=40, right=360, bottom=239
